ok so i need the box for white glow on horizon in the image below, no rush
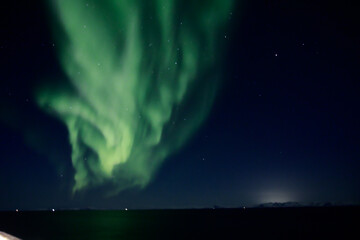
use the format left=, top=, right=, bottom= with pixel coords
left=257, top=190, right=296, bottom=204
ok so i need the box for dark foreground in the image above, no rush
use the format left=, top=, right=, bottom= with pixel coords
left=0, top=207, right=359, bottom=239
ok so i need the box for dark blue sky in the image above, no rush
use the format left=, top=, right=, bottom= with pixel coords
left=0, top=0, right=359, bottom=210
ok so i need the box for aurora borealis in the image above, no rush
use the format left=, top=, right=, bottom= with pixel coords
left=2, top=0, right=360, bottom=211
left=37, top=0, right=233, bottom=192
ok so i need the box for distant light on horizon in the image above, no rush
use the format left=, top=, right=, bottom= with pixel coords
left=257, top=190, right=297, bottom=204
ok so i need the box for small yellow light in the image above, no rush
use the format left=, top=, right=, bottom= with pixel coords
left=0, top=231, right=21, bottom=240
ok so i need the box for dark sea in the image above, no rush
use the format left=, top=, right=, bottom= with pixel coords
left=0, top=207, right=358, bottom=239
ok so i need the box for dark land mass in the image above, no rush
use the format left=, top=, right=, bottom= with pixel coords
left=0, top=207, right=359, bottom=239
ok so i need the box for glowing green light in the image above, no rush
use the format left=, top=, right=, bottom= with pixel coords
left=37, top=0, right=233, bottom=193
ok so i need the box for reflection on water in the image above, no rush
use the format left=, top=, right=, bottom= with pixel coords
left=0, top=208, right=358, bottom=240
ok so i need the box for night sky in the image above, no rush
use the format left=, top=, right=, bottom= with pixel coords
left=1, top=0, right=359, bottom=210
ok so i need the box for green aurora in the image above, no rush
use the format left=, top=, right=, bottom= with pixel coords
left=37, top=0, right=233, bottom=193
